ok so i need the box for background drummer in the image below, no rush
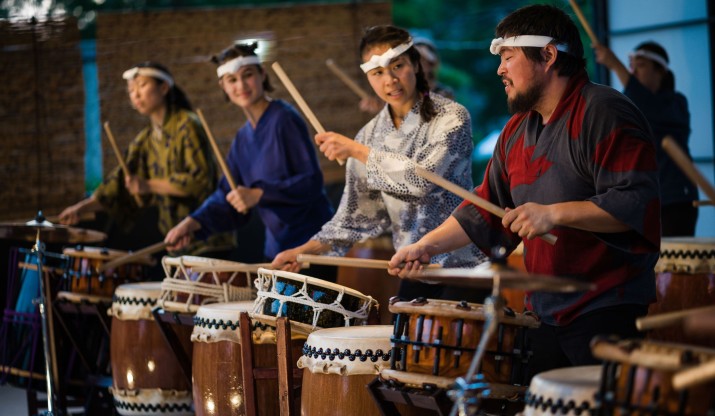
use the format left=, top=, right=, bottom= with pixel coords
left=389, top=4, right=660, bottom=380
left=58, top=62, right=233, bottom=257
left=272, top=25, right=488, bottom=302
left=165, top=42, right=334, bottom=268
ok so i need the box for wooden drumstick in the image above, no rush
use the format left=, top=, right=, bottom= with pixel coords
left=636, top=304, right=715, bottom=331
left=693, top=200, right=713, bottom=207
left=673, top=358, right=715, bottom=390
left=45, top=212, right=96, bottom=224
left=325, top=59, right=370, bottom=100
left=97, top=241, right=166, bottom=273
left=663, top=136, right=715, bottom=203
left=296, top=254, right=441, bottom=270
left=196, top=109, right=248, bottom=215
left=415, top=166, right=558, bottom=245
left=271, top=62, right=345, bottom=166
left=568, top=0, right=599, bottom=46
left=103, top=121, right=144, bottom=207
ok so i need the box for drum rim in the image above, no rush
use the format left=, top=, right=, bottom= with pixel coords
left=257, top=267, right=374, bottom=300
left=390, top=298, right=540, bottom=328
left=63, top=246, right=154, bottom=265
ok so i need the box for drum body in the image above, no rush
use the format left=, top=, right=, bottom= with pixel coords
left=594, top=338, right=715, bottom=416
left=64, top=246, right=152, bottom=297
left=299, top=325, right=420, bottom=416
left=522, top=365, right=601, bottom=415
left=110, top=282, right=193, bottom=415
left=252, top=268, right=377, bottom=335
left=649, top=238, right=715, bottom=345
left=191, top=301, right=305, bottom=416
left=159, top=255, right=256, bottom=312
left=389, top=299, right=539, bottom=384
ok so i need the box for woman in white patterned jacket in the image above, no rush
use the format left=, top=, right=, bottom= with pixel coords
left=271, top=25, right=487, bottom=301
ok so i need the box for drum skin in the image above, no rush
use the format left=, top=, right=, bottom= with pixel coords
left=648, top=238, right=715, bottom=347
left=192, top=337, right=304, bottom=416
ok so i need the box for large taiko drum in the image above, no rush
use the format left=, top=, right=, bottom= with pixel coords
left=109, top=282, right=193, bottom=415
left=251, top=268, right=378, bottom=335
left=191, top=301, right=305, bottom=416
left=521, top=365, right=601, bottom=415
left=298, top=325, right=420, bottom=416
left=63, top=246, right=153, bottom=297
left=592, top=337, right=715, bottom=416
left=648, top=237, right=715, bottom=345
left=389, top=298, right=539, bottom=384
left=158, top=255, right=257, bottom=313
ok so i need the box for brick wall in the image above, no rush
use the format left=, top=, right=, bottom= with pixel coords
left=0, top=18, right=84, bottom=221
left=96, top=2, right=390, bottom=186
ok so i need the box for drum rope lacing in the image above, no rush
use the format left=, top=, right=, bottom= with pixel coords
left=158, top=257, right=255, bottom=311
left=253, top=269, right=376, bottom=329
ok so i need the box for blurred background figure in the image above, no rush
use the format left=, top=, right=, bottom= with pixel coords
left=595, top=41, right=699, bottom=236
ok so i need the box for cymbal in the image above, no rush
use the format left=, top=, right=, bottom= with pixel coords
left=0, top=220, right=107, bottom=244
left=409, top=265, right=595, bottom=293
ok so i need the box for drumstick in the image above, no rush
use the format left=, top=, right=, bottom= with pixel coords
left=663, top=136, right=715, bottom=203
left=568, top=0, right=599, bottom=46
left=271, top=62, right=345, bottom=166
left=97, top=241, right=167, bottom=273
left=325, top=59, right=370, bottom=100
left=103, top=121, right=144, bottom=207
left=636, top=304, right=715, bottom=331
left=196, top=109, right=248, bottom=215
left=415, top=166, right=558, bottom=245
left=45, top=212, right=96, bottom=224
left=693, top=200, right=713, bottom=207
left=296, top=254, right=441, bottom=270
left=673, top=358, right=715, bottom=390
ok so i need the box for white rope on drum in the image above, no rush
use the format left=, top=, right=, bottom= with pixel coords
left=252, top=269, right=374, bottom=329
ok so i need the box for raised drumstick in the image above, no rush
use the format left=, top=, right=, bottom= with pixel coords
left=196, top=109, right=247, bottom=215
left=415, top=166, right=558, bottom=245
left=271, top=62, right=345, bottom=166
left=662, top=135, right=715, bottom=203
left=568, top=0, right=599, bottom=46
left=325, top=59, right=370, bottom=100
left=103, top=121, right=144, bottom=207
left=693, top=200, right=713, bottom=207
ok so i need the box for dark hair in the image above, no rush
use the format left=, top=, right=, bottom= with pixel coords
left=634, top=41, right=674, bottom=91
left=359, top=25, right=436, bottom=123
left=211, top=42, right=273, bottom=92
left=132, top=61, right=193, bottom=113
left=495, top=4, right=586, bottom=77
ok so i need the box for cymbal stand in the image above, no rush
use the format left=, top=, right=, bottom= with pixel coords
left=448, top=274, right=506, bottom=416
left=32, top=228, right=60, bottom=415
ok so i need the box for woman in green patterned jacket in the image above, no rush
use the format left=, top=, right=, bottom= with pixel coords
left=59, top=62, right=232, bottom=255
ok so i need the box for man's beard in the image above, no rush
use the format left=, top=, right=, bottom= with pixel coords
left=507, top=78, right=544, bottom=114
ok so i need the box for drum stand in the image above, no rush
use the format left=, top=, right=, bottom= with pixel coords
left=32, top=228, right=62, bottom=415
left=448, top=275, right=506, bottom=416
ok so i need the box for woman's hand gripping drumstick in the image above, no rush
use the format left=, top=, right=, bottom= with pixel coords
left=415, top=166, right=558, bottom=245
left=196, top=109, right=251, bottom=215
left=271, top=62, right=346, bottom=166
left=568, top=0, right=599, bottom=46
left=662, top=135, right=715, bottom=203
left=103, top=121, right=144, bottom=207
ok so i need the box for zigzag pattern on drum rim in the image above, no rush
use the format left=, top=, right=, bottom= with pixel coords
left=523, top=390, right=594, bottom=415
left=111, top=295, right=157, bottom=306
left=302, top=343, right=395, bottom=363
left=192, top=316, right=270, bottom=331
left=660, top=248, right=715, bottom=259
left=113, top=399, right=193, bottom=412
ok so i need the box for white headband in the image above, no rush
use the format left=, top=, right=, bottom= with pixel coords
left=122, top=67, right=174, bottom=87
left=629, top=50, right=670, bottom=72
left=216, top=56, right=262, bottom=79
left=360, top=40, right=414, bottom=73
left=490, top=35, right=569, bottom=55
